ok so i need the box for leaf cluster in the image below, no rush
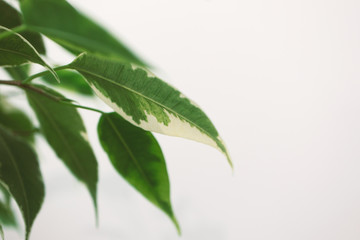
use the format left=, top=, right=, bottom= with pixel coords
left=0, top=0, right=231, bottom=239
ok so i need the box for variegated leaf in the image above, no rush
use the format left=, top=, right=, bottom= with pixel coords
left=70, top=53, right=232, bottom=166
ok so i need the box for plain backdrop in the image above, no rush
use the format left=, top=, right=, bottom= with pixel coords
left=3, top=0, right=360, bottom=239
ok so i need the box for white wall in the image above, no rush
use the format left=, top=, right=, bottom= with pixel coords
left=5, top=0, right=360, bottom=239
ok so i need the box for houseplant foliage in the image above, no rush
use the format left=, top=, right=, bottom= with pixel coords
left=0, top=0, right=232, bottom=239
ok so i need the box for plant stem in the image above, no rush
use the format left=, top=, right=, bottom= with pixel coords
left=0, top=25, right=27, bottom=40
left=23, top=65, right=70, bottom=84
left=0, top=80, right=104, bottom=114
left=61, top=102, right=105, bottom=114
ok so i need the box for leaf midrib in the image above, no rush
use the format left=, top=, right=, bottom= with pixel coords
left=0, top=133, right=30, bottom=230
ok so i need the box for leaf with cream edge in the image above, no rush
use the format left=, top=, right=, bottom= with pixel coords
left=0, top=26, right=58, bottom=82
left=0, top=126, right=45, bottom=240
left=26, top=85, right=98, bottom=218
left=98, top=112, right=180, bottom=233
left=69, top=53, right=232, bottom=167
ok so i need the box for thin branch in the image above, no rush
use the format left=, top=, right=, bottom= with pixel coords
left=0, top=80, right=104, bottom=114
left=61, top=102, right=105, bottom=114
left=23, top=65, right=70, bottom=84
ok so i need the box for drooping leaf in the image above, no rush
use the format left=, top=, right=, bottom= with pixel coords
left=0, top=0, right=46, bottom=54
left=70, top=53, right=232, bottom=166
left=0, top=126, right=45, bottom=240
left=98, top=112, right=180, bottom=232
left=0, top=26, right=58, bottom=82
left=20, top=0, right=146, bottom=66
left=26, top=85, right=98, bottom=214
left=0, top=96, right=35, bottom=143
left=41, top=69, right=94, bottom=96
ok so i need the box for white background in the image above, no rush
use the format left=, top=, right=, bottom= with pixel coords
left=3, top=0, right=360, bottom=239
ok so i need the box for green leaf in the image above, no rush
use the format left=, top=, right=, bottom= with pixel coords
left=70, top=53, right=232, bottom=166
left=0, top=185, right=17, bottom=228
left=0, top=0, right=46, bottom=54
left=98, top=112, right=180, bottom=233
left=0, top=96, right=35, bottom=143
left=0, top=26, right=58, bottom=82
left=41, top=69, right=94, bottom=96
left=20, top=0, right=146, bottom=66
left=0, top=126, right=45, bottom=240
left=0, top=201, right=17, bottom=228
left=26, top=85, right=98, bottom=215
left=5, top=65, right=30, bottom=81
left=0, top=224, right=3, bottom=240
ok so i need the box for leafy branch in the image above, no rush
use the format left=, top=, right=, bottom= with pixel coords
left=0, top=0, right=231, bottom=239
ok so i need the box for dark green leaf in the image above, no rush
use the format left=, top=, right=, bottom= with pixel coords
left=70, top=53, right=232, bottom=166
left=0, top=0, right=46, bottom=54
left=0, top=96, right=35, bottom=143
left=41, top=69, right=94, bottom=96
left=20, top=0, right=146, bottom=66
left=26, top=85, right=98, bottom=215
left=0, top=126, right=45, bottom=240
left=0, top=26, right=58, bottom=81
left=98, top=112, right=180, bottom=232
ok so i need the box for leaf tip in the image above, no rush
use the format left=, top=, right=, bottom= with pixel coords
left=171, top=215, right=181, bottom=236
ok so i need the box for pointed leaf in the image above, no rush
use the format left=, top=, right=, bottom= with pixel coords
left=0, top=0, right=45, bottom=54
left=0, top=126, right=45, bottom=240
left=41, top=69, right=94, bottom=96
left=26, top=85, right=98, bottom=214
left=98, top=112, right=180, bottom=232
left=0, top=96, right=35, bottom=143
left=70, top=53, right=232, bottom=166
left=0, top=26, right=58, bottom=81
left=20, top=0, right=145, bottom=66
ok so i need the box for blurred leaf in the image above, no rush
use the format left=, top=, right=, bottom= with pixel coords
left=0, top=26, right=58, bottom=82
left=0, top=201, right=17, bottom=227
left=5, top=65, right=30, bottom=81
left=0, top=126, right=44, bottom=240
left=98, top=112, right=180, bottom=233
left=0, top=183, right=17, bottom=227
left=0, top=0, right=46, bottom=54
left=42, top=69, right=94, bottom=96
left=20, top=0, right=146, bottom=66
left=0, top=96, right=35, bottom=143
left=0, top=224, right=3, bottom=240
left=26, top=85, right=98, bottom=215
left=70, top=53, right=232, bottom=166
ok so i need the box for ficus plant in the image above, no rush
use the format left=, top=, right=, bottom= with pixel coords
left=0, top=0, right=232, bottom=239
